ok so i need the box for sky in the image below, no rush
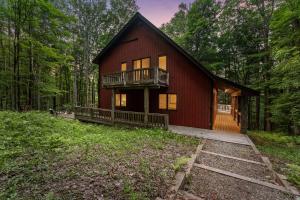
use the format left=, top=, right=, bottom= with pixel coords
left=136, top=0, right=194, bottom=27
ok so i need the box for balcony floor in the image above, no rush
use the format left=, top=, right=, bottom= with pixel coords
left=213, top=112, right=240, bottom=133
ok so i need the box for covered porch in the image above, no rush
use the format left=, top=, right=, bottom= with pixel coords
left=213, top=77, right=260, bottom=134
left=213, top=109, right=240, bottom=133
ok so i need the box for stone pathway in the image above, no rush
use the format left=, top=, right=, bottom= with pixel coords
left=167, top=127, right=299, bottom=200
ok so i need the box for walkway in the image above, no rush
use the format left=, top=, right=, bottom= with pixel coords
left=213, top=112, right=240, bottom=133
left=169, top=125, right=249, bottom=145
left=168, top=127, right=298, bottom=200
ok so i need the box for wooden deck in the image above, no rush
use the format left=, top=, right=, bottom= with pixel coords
left=213, top=112, right=240, bottom=133
left=74, top=107, right=169, bottom=129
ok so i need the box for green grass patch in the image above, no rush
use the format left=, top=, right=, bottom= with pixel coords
left=248, top=131, right=300, bottom=189
left=172, top=156, right=191, bottom=173
left=0, top=111, right=198, bottom=199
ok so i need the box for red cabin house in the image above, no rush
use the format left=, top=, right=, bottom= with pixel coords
left=75, top=13, right=259, bottom=133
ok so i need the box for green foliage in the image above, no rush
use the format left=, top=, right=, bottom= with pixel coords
left=172, top=156, right=191, bottom=173
left=0, top=0, right=138, bottom=110
left=287, top=164, right=300, bottom=187
left=270, top=0, right=300, bottom=132
left=248, top=131, right=300, bottom=188
left=248, top=131, right=300, bottom=146
left=162, top=0, right=221, bottom=71
left=0, top=111, right=198, bottom=198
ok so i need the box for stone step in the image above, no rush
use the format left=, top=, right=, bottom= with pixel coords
left=196, top=151, right=278, bottom=184
left=202, top=139, right=263, bottom=162
left=181, top=166, right=294, bottom=200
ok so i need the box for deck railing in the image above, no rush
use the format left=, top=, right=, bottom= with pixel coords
left=217, top=104, right=231, bottom=113
left=74, top=107, right=168, bottom=129
left=102, top=67, right=169, bottom=88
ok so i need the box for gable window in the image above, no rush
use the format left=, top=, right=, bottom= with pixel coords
left=115, top=93, right=126, bottom=107
left=159, top=56, right=167, bottom=70
left=159, top=94, right=177, bottom=110
left=121, top=62, right=127, bottom=71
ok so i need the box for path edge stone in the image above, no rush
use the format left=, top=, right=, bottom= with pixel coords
left=161, top=139, right=207, bottom=200
left=246, top=135, right=300, bottom=196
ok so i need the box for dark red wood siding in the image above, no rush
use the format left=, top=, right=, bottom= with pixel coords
left=99, top=22, right=212, bottom=129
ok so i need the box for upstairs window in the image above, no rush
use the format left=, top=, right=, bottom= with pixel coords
left=159, top=56, right=167, bottom=70
left=141, top=58, right=150, bottom=69
left=133, top=59, right=141, bottom=69
left=121, top=62, right=127, bottom=71
left=159, top=94, right=177, bottom=110
left=115, top=94, right=126, bottom=107
left=133, top=58, right=150, bottom=80
left=133, top=58, right=150, bottom=69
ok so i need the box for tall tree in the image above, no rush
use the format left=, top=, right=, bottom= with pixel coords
left=270, top=0, right=300, bottom=134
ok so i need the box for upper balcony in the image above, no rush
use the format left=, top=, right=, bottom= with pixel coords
left=102, top=67, right=169, bottom=89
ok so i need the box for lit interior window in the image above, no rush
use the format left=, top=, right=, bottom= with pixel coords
left=121, top=94, right=127, bottom=107
left=115, top=94, right=121, bottom=107
left=142, top=58, right=150, bottom=68
left=159, top=94, right=167, bottom=109
left=121, top=63, right=127, bottom=71
left=159, top=56, right=167, bottom=70
left=168, top=94, right=177, bottom=110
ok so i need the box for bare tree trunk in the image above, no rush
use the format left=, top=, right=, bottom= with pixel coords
left=28, top=24, right=33, bottom=109
left=73, top=64, right=78, bottom=107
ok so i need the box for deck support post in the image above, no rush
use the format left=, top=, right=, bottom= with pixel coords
left=111, top=89, right=115, bottom=124
left=154, top=67, right=158, bottom=84
left=256, top=95, right=260, bottom=130
left=240, top=94, right=248, bottom=134
left=144, top=87, right=149, bottom=125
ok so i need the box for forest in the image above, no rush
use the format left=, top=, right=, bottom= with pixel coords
left=0, top=0, right=299, bottom=134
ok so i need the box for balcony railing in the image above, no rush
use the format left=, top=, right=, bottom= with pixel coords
left=217, top=104, right=231, bottom=113
left=74, top=107, right=168, bottom=129
left=102, top=67, right=169, bottom=88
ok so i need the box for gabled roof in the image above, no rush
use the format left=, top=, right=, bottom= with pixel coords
left=93, top=12, right=259, bottom=96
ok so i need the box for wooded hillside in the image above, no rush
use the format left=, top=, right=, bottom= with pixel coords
left=0, top=0, right=299, bottom=134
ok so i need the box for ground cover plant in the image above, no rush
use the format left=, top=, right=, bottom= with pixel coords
left=248, top=131, right=300, bottom=189
left=0, top=111, right=198, bottom=199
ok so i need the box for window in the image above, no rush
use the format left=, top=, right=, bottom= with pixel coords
left=121, top=63, right=127, bottom=71
left=159, top=94, right=177, bottom=110
left=159, top=94, right=167, bottom=109
left=133, top=58, right=150, bottom=69
left=115, top=94, right=126, bottom=107
left=168, top=94, right=177, bottom=110
left=115, top=94, right=121, bottom=107
left=159, top=56, right=167, bottom=70
left=141, top=58, right=150, bottom=69
left=133, top=59, right=141, bottom=69
left=133, top=58, right=150, bottom=80
left=121, top=94, right=126, bottom=107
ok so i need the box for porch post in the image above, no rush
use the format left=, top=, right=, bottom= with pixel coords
left=240, top=94, right=248, bottom=134
left=111, top=89, right=115, bottom=124
left=144, top=87, right=149, bottom=124
left=248, top=97, right=252, bottom=130
left=256, top=95, right=260, bottom=130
